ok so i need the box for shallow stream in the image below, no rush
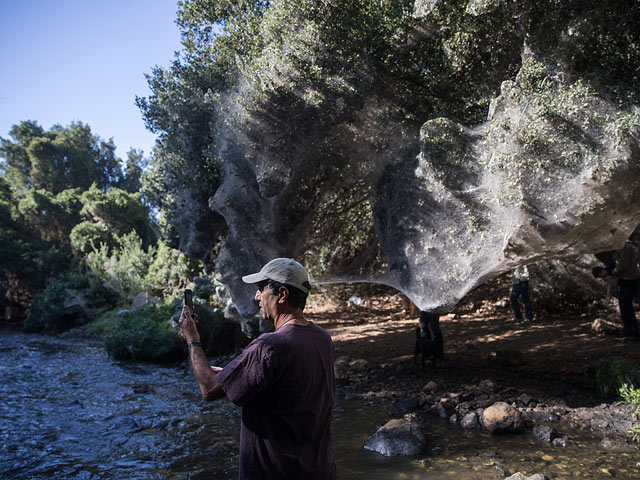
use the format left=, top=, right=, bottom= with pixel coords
left=1, top=331, right=639, bottom=479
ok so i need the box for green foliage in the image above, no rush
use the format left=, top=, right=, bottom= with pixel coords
left=103, top=304, right=184, bottom=363
left=86, top=232, right=155, bottom=302
left=0, top=121, right=122, bottom=197
left=0, top=119, right=175, bottom=337
left=595, top=356, right=640, bottom=397
left=24, top=270, right=119, bottom=333
left=192, top=274, right=215, bottom=302
left=146, top=240, right=200, bottom=298
left=70, top=184, right=155, bottom=255
left=522, top=0, right=640, bottom=107
left=619, top=384, right=640, bottom=441
left=118, top=148, right=146, bottom=193
left=15, top=187, right=83, bottom=245
left=0, top=177, right=73, bottom=293
left=84, top=232, right=198, bottom=302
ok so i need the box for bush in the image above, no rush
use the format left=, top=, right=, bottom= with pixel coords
left=86, top=231, right=154, bottom=302
left=192, top=275, right=215, bottom=302
left=595, top=357, right=640, bottom=397
left=619, top=384, right=640, bottom=441
left=145, top=241, right=200, bottom=298
left=24, top=270, right=119, bottom=333
left=103, top=303, right=184, bottom=363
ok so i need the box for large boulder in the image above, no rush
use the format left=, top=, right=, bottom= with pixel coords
left=131, top=292, right=158, bottom=310
left=364, top=418, right=426, bottom=456
left=481, top=402, right=525, bottom=434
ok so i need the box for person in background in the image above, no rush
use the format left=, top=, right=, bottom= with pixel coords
left=511, top=265, right=533, bottom=324
left=595, top=241, right=640, bottom=340
left=179, top=258, right=337, bottom=479
left=418, top=310, right=444, bottom=360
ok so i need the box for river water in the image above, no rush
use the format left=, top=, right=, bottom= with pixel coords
left=1, top=331, right=639, bottom=479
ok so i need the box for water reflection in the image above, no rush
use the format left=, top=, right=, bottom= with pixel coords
left=1, top=332, right=638, bottom=479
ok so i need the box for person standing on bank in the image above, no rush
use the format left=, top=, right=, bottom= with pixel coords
left=511, top=265, right=533, bottom=324
left=598, top=241, right=640, bottom=340
left=179, top=258, right=337, bottom=479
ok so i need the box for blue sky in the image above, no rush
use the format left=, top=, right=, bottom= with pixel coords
left=0, top=0, right=182, bottom=160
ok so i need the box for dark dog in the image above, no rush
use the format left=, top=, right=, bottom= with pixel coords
left=414, top=326, right=441, bottom=371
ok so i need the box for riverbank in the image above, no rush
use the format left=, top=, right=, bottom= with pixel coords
left=305, top=279, right=640, bottom=450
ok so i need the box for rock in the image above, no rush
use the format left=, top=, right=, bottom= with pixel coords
left=504, top=474, right=548, bottom=480
left=131, top=292, right=158, bottom=309
left=461, top=412, right=480, bottom=430
left=349, top=359, right=369, bottom=372
left=479, top=379, right=497, bottom=392
left=393, top=396, right=420, bottom=413
left=61, top=290, right=93, bottom=325
left=364, top=418, right=426, bottom=456
left=517, top=393, right=536, bottom=407
left=551, top=436, right=568, bottom=447
left=481, top=402, right=525, bottom=434
left=132, top=384, right=155, bottom=394
left=436, top=400, right=457, bottom=420
left=423, top=380, right=438, bottom=392
left=486, top=349, right=524, bottom=366
left=531, top=424, right=559, bottom=442
left=600, top=436, right=636, bottom=453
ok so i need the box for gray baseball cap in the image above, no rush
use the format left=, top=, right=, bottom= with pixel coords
left=242, top=258, right=311, bottom=294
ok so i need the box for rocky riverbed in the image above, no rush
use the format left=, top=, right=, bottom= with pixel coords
left=305, top=282, right=640, bottom=459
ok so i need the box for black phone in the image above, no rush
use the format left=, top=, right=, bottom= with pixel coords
left=184, top=288, right=194, bottom=313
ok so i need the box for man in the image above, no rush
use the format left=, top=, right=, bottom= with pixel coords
left=179, top=258, right=337, bottom=479
left=598, top=241, right=640, bottom=340
left=417, top=310, right=444, bottom=359
left=511, top=264, right=533, bottom=324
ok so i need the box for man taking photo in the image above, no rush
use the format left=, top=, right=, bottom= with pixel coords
left=179, top=258, right=337, bottom=479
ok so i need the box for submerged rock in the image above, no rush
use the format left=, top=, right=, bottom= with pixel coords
left=504, top=473, right=548, bottom=480
left=364, top=418, right=426, bottom=456
left=531, top=424, right=559, bottom=443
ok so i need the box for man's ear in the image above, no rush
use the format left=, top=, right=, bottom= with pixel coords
left=278, top=286, right=289, bottom=304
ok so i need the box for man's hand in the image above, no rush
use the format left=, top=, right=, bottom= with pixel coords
left=179, top=305, right=200, bottom=344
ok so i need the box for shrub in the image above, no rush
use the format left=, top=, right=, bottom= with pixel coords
left=595, top=356, right=640, bottom=397
left=145, top=241, right=199, bottom=298
left=85, top=231, right=154, bottom=301
left=103, top=303, right=184, bottom=363
left=192, top=275, right=215, bottom=302
left=24, top=270, right=119, bottom=333
left=619, top=384, right=640, bottom=442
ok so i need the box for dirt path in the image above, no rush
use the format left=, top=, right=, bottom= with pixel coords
left=305, top=280, right=640, bottom=408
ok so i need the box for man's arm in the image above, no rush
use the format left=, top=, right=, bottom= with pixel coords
left=179, top=305, right=227, bottom=401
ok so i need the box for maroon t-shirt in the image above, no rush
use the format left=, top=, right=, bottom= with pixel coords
left=217, top=322, right=337, bottom=480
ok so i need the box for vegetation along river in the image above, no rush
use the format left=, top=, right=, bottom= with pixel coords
left=1, top=331, right=639, bottom=479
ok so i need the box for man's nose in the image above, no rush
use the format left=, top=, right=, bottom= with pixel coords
left=254, top=290, right=261, bottom=301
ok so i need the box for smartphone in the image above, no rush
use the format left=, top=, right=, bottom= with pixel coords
left=184, top=288, right=194, bottom=314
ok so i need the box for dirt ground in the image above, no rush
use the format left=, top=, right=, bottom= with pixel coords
left=304, top=276, right=640, bottom=407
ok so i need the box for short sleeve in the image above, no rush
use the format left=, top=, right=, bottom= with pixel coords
left=216, top=338, right=276, bottom=406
